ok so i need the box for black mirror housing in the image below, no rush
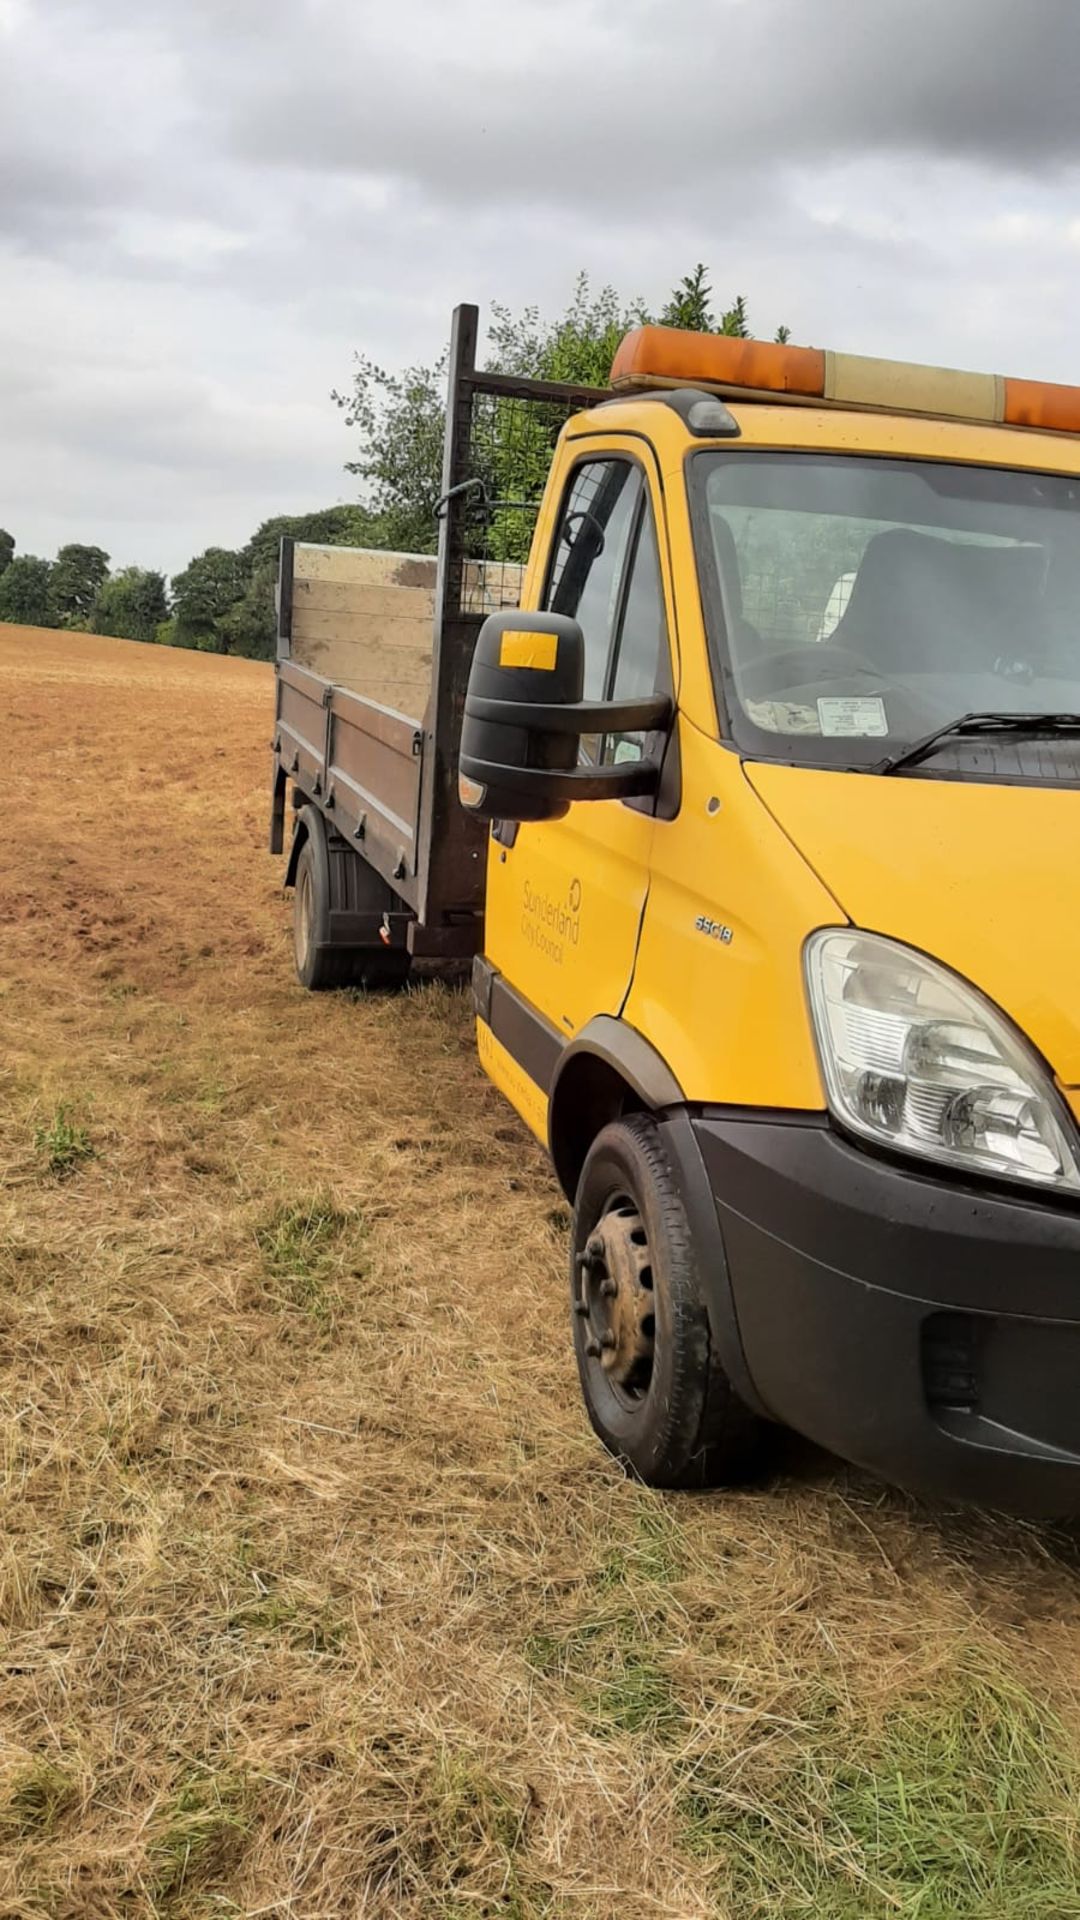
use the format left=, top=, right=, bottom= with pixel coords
left=458, top=611, right=671, bottom=824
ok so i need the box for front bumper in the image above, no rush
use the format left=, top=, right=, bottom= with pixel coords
left=694, top=1113, right=1080, bottom=1517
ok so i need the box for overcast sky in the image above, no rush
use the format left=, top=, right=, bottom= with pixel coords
left=3, top=0, right=1080, bottom=578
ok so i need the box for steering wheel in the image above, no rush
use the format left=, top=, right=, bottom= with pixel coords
left=738, top=643, right=898, bottom=703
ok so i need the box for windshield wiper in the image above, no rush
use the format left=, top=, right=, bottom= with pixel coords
left=876, top=712, right=1080, bottom=776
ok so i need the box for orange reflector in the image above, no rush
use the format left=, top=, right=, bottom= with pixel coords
left=610, top=327, right=1080, bottom=437
left=458, top=772, right=486, bottom=810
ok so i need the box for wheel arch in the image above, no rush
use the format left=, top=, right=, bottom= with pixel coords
left=550, top=1021, right=767, bottom=1419
left=548, top=1015, right=684, bottom=1201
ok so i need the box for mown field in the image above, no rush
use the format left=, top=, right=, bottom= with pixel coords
left=3, top=621, right=1080, bottom=1919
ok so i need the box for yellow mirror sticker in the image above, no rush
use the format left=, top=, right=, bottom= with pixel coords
left=498, top=630, right=558, bottom=670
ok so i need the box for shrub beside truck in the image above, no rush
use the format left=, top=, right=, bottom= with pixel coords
left=272, top=304, right=1080, bottom=1516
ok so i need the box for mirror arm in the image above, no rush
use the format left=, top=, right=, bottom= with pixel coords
left=458, top=757, right=661, bottom=802
left=464, top=693, right=672, bottom=736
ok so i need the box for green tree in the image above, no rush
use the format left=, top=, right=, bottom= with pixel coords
left=243, top=504, right=391, bottom=575
left=0, top=530, right=13, bottom=577
left=332, top=356, right=450, bottom=555
left=90, top=567, right=168, bottom=643
left=170, top=546, right=246, bottom=651
left=216, top=561, right=277, bottom=660
left=486, top=274, right=650, bottom=389
left=48, top=543, right=110, bottom=625
left=719, top=293, right=750, bottom=338
left=662, top=275, right=789, bottom=342
left=335, top=270, right=794, bottom=560
left=164, top=507, right=405, bottom=661
left=661, top=263, right=715, bottom=331
left=0, top=554, right=54, bottom=627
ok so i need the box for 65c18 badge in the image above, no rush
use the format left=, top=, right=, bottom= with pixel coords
left=696, top=914, right=733, bottom=945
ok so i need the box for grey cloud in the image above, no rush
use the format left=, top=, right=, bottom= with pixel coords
left=4, top=0, right=1080, bottom=578
left=198, top=0, right=1080, bottom=214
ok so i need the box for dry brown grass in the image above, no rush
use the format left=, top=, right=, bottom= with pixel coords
left=3, top=621, right=1080, bottom=1918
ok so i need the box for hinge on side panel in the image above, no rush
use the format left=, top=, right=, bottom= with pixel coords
left=353, top=812, right=367, bottom=841
left=412, top=730, right=423, bottom=758
left=321, top=684, right=334, bottom=709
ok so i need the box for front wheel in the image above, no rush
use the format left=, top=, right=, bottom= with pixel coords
left=571, top=1113, right=767, bottom=1488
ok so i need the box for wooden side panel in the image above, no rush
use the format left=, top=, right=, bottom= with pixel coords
left=293, top=633, right=433, bottom=718
left=275, top=662, right=329, bottom=795
left=289, top=543, right=525, bottom=721
left=293, top=546, right=438, bottom=588
left=291, top=581, right=436, bottom=622
left=291, top=545, right=437, bottom=718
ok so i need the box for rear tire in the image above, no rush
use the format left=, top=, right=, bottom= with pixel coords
left=571, top=1112, right=766, bottom=1488
left=292, top=838, right=410, bottom=992
left=294, top=838, right=346, bottom=990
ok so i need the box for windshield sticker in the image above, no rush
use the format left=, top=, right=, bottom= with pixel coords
left=744, top=699, right=821, bottom=735
left=817, top=695, right=888, bottom=738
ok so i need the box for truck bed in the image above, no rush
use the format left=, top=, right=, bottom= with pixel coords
left=270, top=538, right=523, bottom=955
left=268, top=304, right=609, bottom=960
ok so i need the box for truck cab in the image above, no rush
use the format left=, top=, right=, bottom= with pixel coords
left=458, top=328, right=1080, bottom=1515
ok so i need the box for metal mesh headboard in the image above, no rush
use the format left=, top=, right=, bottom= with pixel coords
left=437, top=308, right=610, bottom=623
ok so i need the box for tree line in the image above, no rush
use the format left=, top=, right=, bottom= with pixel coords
left=0, top=269, right=788, bottom=661
left=0, top=510, right=388, bottom=659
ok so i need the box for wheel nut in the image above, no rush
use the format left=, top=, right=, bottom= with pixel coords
left=585, top=1339, right=601, bottom=1359
left=600, top=1331, right=616, bottom=1350
left=586, top=1234, right=605, bottom=1259
left=600, top=1277, right=617, bottom=1298
left=573, top=1299, right=589, bottom=1317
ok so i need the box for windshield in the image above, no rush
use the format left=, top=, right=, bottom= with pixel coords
left=689, top=450, right=1080, bottom=769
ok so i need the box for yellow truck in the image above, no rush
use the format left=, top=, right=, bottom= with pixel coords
left=272, top=304, right=1080, bottom=1516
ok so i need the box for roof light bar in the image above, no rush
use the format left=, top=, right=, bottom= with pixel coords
left=609, top=326, right=1080, bottom=435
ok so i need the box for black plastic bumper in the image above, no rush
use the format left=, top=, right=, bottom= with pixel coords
left=693, top=1113, right=1080, bottom=1517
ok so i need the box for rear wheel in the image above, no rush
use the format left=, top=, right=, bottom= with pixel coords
left=571, top=1112, right=766, bottom=1487
left=292, top=837, right=409, bottom=992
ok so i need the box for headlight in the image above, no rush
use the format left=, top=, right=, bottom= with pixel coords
left=805, top=930, right=1080, bottom=1194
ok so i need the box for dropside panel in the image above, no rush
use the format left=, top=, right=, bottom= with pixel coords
left=289, top=542, right=436, bottom=719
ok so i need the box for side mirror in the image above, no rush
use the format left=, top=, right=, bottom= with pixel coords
left=458, top=612, right=671, bottom=824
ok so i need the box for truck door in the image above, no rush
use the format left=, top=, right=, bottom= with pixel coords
left=483, top=443, right=675, bottom=1077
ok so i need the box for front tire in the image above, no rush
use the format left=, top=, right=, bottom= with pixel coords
left=571, top=1113, right=766, bottom=1488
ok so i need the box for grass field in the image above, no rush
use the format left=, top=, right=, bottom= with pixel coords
left=4, top=621, right=1080, bottom=1918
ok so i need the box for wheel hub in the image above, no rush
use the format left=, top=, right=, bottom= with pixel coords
left=576, top=1202, right=655, bottom=1399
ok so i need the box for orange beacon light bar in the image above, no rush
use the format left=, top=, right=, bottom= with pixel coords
left=609, top=326, right=1080, bottom=436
